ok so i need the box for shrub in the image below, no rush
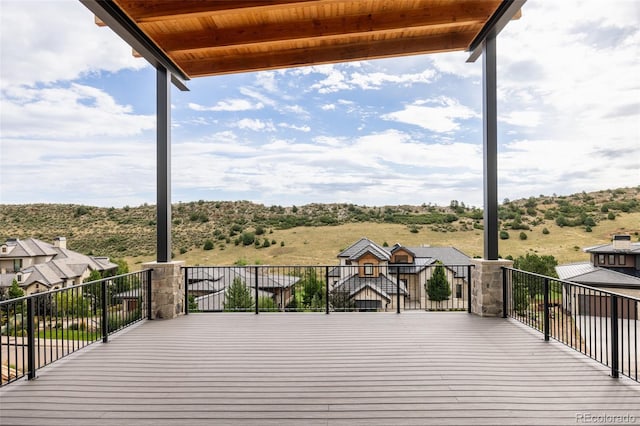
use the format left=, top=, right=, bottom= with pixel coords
left=519, top=232, right=528, bottom=240
left=542, top=227, right=550, bottom=235
left=203, top=240, right=214, bottom=250
left=500, top=230, right=510, bottom=240
left=241, top=232, right=256, bottom=246
left=607, top=212, right=615, bottom=220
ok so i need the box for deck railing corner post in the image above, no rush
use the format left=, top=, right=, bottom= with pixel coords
left=325, top=266, right=330, bottom=314
left=254, top=266, right=259, bottom=314
left=101, top=280, right=108, bottom=343
left=26, top=296, right=36, bottom=380
left=543, top=277, right=550, bottom=341
left=502, top=267, right=508, bottom=319
left=146, top=269, right=153, bottom=320
left=183, top=267, right=189, bottom=315
left=611, top=294, right=619, bottom=378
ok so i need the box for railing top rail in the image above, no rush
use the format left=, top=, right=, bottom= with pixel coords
left=504, top=267, right=640, bottom=302
left=0, top=269, right=152, bottom=306
left=184, top=264, right=474, bottom=268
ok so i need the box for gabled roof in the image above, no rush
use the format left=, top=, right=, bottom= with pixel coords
left=405, top=246, right=472, bottom=266
left=0, top=238, right=57, bottom=258
left=556, top=262, right=640, bottom=289
left=338, top=237, right=390, bottom=261
left=334, top=274, right=407, bottom=296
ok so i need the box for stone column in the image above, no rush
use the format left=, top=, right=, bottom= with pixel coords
left=470, top=258, right=513, bottom=317
left=142, top=261, right=185, bottom=319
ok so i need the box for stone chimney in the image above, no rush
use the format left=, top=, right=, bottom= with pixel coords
left=53, top=237, right=67, bottom=249
left=612, top=234, right=631, bottom=251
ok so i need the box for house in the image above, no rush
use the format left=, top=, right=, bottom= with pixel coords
left=0, top=237, right=117, bottom=297
left=186, top=266, right=299, bottom=311
left=583, top=234, right=640, bottom=277
left=330, top=238, right=471, bottom=311
left=556, top=234, right=640, bottom=301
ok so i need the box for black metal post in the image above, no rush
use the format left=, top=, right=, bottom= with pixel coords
left=27, top=297, right=36, bottom=380
left=611, top=295, right=619, bottom=378
left=254, top=266, right=259, bottom=314
left=396, top=268, right=401, bottom=314
left=184, top=267, right=189, bottom=315
left=543, top=278, right=550, bottom=341
left=146, top=269, right=153, bottom=320
left=467, top=265, right=472, bottom=314
left=325, top=266, right=330, bottom=315
left=502, top=268, right=507, bottom=318
left=101, top=280, right=108, bottom=343
left=157, top=66, right=172, bottom=263
left=482, top=34, right=499, bottom=260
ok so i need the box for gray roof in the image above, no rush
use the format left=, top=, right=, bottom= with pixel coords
left=0, top=238, right=118, bottom=290
left=583, top=242, right=640, bottom=254
left=556, top=262, right=640, bottom=288
left=338, top=237, right=390, bottom=260
left=404, top=246, right=472, bottom=266
left=0, top=238, right=57, bottom=258
left=334, top=274, right=407, bottom=296
left=187, top=267, right=299, bottom=290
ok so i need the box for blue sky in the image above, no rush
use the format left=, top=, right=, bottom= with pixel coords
left=1, top=0, right=638, bottom=208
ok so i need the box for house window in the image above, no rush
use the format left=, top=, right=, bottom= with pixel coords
left=608, top=254, right=615, bottom=265
left=456, top=284, right=463, bottom=299
left=16, top=273, right=22, bottom=282
left=395, top=255, right=409, bottom=263
left=13, top=259, right=22, bottom=272
left=364, top=263, right=374, bottom=275
left=1, top=246, right=6, bottom=253
left=618, top=254, right=626, bottom=265
left=598, top=255, right=605, bottom=264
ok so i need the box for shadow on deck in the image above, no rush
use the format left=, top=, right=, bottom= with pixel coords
left=1, top=313, right=639, bottom=425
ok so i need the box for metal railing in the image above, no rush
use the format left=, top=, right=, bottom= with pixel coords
left=184, top=264, right=472, bottom=313
left=0, top=270, right=151, bottom=386
left=503, top=267, right=639, bottom=382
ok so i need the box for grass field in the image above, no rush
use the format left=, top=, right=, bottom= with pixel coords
left=125, top=212, right=640, bottom=268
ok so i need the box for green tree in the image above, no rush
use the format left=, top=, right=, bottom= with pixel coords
left=425, top=263, right=451, bottom=307
left=84, top=269, right=102, bottom=283
left=258, top=296, right=277, bottom=312
left=241, top=232, right=256, bottom=246
left=224, top=277, right=254, bottom=311
left=513, top=253, right=558, bottom=278
left=8, top=279, right=24, bottom=299
left=300, top=269, right=324, bottom=308
left=55, top=290, right=90, bottom=316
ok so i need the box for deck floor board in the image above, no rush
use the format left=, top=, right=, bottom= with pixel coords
left=1, top=313, right=639, bottom=425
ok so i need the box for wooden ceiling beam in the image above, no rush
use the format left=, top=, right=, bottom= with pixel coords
left=181, top=31, right=476, bottom=77
left=153, top=3, right=494, bottom=53
left=115, top=0, right=330, bottom=23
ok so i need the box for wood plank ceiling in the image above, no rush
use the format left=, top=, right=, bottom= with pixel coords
left=103, top=0, right=514, bottom=79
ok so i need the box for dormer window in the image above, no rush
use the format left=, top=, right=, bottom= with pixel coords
left=16, top=273, right=22, bottom=283
left=1, top=245, right=6, bottom=253
left=364, top=263, right=374, bottom=276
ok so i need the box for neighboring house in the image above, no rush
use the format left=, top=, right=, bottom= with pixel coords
left=583, top=235, right=640, bottom=278
left=330, top=238, right=471, bottom=311
left=186, top=267, right=299, bottom=311
left=0, top=237, right=117, bottom=297
left=556, top=236, right=640, bottom=321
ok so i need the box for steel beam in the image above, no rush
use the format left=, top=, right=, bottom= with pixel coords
left=482, top=35, right=499, bottom=260
left=157, top=66, right=172, bottom=263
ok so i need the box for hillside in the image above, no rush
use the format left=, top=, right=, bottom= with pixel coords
left=1, top=187, right=638, bottom=267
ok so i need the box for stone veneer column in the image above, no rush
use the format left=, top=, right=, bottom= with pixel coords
left=470, top=258, right=513, bottom=317
left=142, top=261, right=185, bottom=319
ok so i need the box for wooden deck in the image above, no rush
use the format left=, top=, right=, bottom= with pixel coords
left=1, top=313, right=639, bottom=425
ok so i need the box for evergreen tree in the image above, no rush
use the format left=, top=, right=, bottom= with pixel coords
left=224, top=277, right=254, bottom=311
left=8, top=279, right=24, bottom=299
left=426, top=263, right=451, bottom=307
left=301, top=269, right=324, bottom=308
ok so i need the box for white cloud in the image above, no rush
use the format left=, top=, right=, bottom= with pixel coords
left=349, top=69, right=436, bottom=90
left=278, top=123, right=311, bottom=132
left=233, top=118, right=276, bottom=132
left=382, top=97, right=479, bottom=133
left=0, top=1, right=147, bottom=88
left=0, top=84, right=154, bottom=138
left=189, top=99, right=264, bottom=112
left=239, top=87, right=277, bottom=108
left=321, top=104, right=336, bottom=111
